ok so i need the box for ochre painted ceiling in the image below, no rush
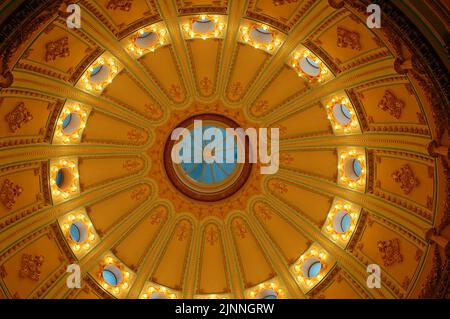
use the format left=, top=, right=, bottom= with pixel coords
left=0, top=0, right=448, bottom=299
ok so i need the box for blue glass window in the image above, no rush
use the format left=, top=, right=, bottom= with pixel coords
left=138, top=31, right=151, bottom=38
left=352, top=159, right=362, bottom=177
left=334, top=210, right=351, bottom=233
left=62, top=114, right=72, bottom=130
left=340, top=104, right=351, bottom=120
left=90, top=65, right=103, bottom=77
left=255, top=27, right=271, bottom=34
left=307, top=261, right=322, bottom=278
left=70, top=223, right=81, bottom=242
left=340, top=213, right=351, bottom=232
left=102, top=269, right=118, bottom=286
left=55, top=169, right=64, bottom=188
left=299, top=57, right=320, bottom=77
left=197, top=17, right=211, bottom=23
left=306, top=57, right=319, bottom=70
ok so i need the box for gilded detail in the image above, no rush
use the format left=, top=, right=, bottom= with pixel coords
left=273, top=0, right=298, bottom=6
left=337, top=27, right=361, bottom=51
left=199, top=76, right=212, bottom=95
left=176, top=222, right=191, bottom=241
left=106, top=0, right=133, bottom=11
left=130, top=186, right=148, bottom=201
left=378, top=90, right=405, bottom=119
left=123, top=159, right=141, bottom=171
left=45, top=37, right=70, bottom=62
left=377, top=238, right=403, bottom=266
left=232, top=220, right=247, bottom=239
left=0, top=179, right=23, bottom=209
left=19, top=254, right=45, bottom=281
left=206, top=225, right=219, bottom=245
left=229, top=81, right=243, bottom=99
left=392, top=164, right=419, bottom=194
left=5, top=102, right=33, bottom=132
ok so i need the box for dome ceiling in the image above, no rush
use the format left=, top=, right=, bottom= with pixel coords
left=0, top=0, right=448, bottom=299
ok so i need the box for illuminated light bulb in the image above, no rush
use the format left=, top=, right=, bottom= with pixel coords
left=114, top=287, right=120, bottom=294
left=122, top=283, right=128, bottom=289
left=103, top=283, right=108, bottom=289
left=142, top=293, right=148, bottom=299
left=64, top=224, right=70, bottom=229
left=89, top=234, right=95, bottom=241
left=74, top=244, right=80, bottom=251
left=84, top=243, right=90, bottom=249
left=106, top=257, right=113, bottom=263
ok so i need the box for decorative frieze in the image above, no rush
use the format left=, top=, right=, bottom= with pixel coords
left=377, top=90, right=405, bottom=119
left=377, top=238, right=403, bottom=266
left=391, top=164, right=419, bottom=194
left=337, top=27, right=361, bottom=51
left=19, top=254, right=45, bottom=281
left=5, top=102, right=33, bottom=132
left=0, top=179, right=23, bottom=209
left=45, top=37, right=70, bottom=62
